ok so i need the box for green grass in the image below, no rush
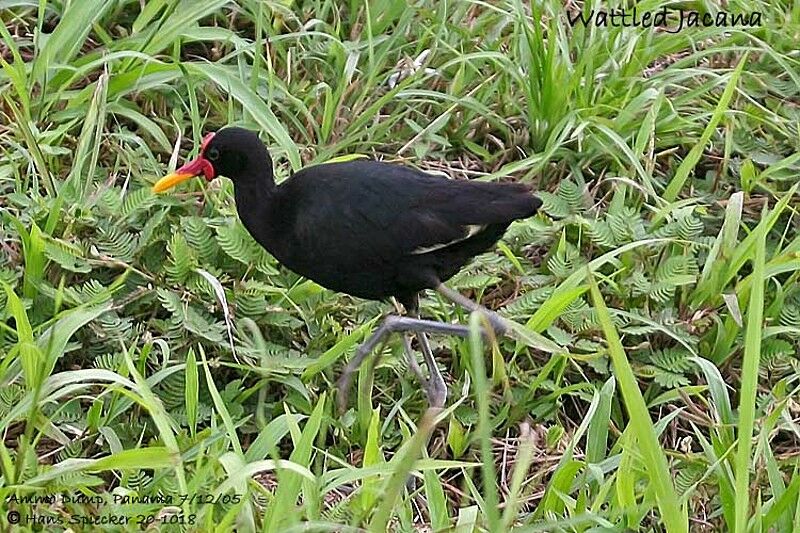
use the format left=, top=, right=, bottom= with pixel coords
left=1, top=0, right=800, bottom=531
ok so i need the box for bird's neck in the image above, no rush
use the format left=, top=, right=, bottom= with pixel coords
left=232, top=176, right=283, bottom=252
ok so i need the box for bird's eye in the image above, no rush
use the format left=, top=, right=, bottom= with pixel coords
left=206, top=147, right=220, bottom=161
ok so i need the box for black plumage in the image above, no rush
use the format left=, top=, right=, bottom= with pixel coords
left=154, top=127, right=542, bottom=408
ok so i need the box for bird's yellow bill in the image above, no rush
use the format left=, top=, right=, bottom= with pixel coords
left=152, top=172, right=194, bottom=193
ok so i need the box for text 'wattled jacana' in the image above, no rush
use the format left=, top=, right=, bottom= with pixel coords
left=153, top=127, right=542, bottom=410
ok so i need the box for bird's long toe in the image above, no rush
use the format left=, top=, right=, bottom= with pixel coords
left=402, top=334, right=428, bottom=387
left=335, top=373, right=354, bottom=413
left=425, top=375, right=447, bottom=409
left=486, top=311, right=508, bottom=337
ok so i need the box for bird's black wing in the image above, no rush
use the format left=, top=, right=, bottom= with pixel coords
left=281, top=160, right=538, bottom=265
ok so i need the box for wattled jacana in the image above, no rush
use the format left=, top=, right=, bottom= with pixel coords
left=153, top=127, right=542, bottom=409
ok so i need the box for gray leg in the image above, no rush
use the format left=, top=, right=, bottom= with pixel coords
left=412, top=322, right=447, bottom=409
left=392, top=298, right=430, bottom=393
left=402, top=334, right=427, bottom=387
left=406, top=296, right=447, bottom=408
left=336, top=315, right=473, bottom=412
left=436, top=283, right=508, bottom=334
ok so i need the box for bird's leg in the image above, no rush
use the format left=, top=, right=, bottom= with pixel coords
left=401, top=331, right=427, bottom=387
left=336, top=319, right=395, bottom=413
left=436, top=283, right=509, bottom=335
left=406, top=297, right=447, bottom=408
left=392, top=298, right=428, bottom=390
left=414, top=328, right=447, bottom=408
left=336, top=315, right=474, bottom=412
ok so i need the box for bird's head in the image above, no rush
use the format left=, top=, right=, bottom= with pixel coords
left=152, top=127, right=272, bottom=193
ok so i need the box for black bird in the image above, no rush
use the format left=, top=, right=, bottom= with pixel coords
left=153, top=127, right=541, bottom=409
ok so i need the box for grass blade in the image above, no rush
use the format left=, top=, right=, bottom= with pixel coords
left=32, top=0, right=111, bottom=87
left=467, top=312, right=501, bottom=531
left=187, top=62, right=301, bottom=170
left=663, top=55, right=747, bottom=201
left=733, top=219, right=766, bottom=532
left=589, top=273, right=686, bottom=533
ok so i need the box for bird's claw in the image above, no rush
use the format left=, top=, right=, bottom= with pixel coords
left=426, top=386, right=446, bottom=409
left=482, top=310, right=508, bottom=337
left=335, top=373, right=354, bottom=413
left=336, top=370, right=446, bottom=411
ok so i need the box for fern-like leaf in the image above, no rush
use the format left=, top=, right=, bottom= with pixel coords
left=182, top=216, right=219, bottom=262
left=120, top=187, right=154, bottom=219
left=166, top=232, right=197, bottom=284
left=45, top=237, right=91, bottom=273
left=96, top=226, right=138, bottom=262
left=216, top=222, right=279, bottom=275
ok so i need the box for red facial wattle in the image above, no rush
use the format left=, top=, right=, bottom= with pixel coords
left=183, top=131, right=217, bottom=180
left=200, top=132, right=215, bottom=152
left=152, top=132, right=217, bottom=193
left=175, top=154, right=216, bottom=181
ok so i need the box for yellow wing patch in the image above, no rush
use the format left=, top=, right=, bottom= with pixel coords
left=410, top=224, right=486, bottom=255
left=322, top=154, right=370, bottom=164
